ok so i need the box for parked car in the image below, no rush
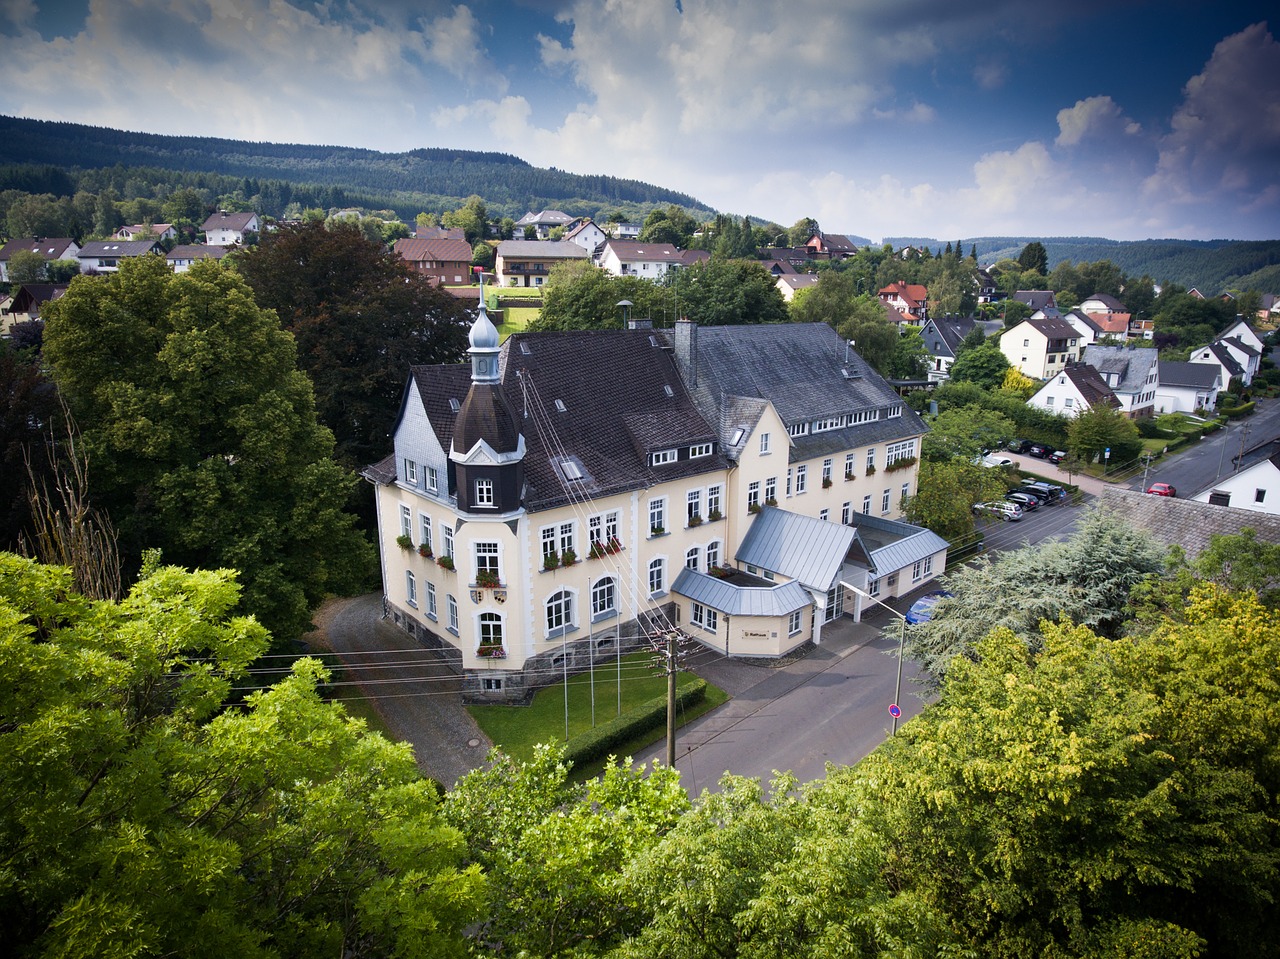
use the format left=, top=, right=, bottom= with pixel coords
left=905, top=590, right=954, bottom=625
left=1146, top=482, right=1177, bottom=497
left=973, top=501, right=1023, bottom=521
left=1019, top=481, right=1066, bottom=502
left=1005, top=490, right=1042, bottom=510
left=981, top=453, right=1014, bottom=468
left=1048, top=450, right=1068, bottom=464
left=1026, top=443, right=1051, bottom=459
left=1007, top=439, right=1033, bottom=454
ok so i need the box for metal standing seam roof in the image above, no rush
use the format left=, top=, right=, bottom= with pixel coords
left=672, top=568, right=811, bottom=616
left=846, top=511, right=949, bottom=576
left=735, top=507, right=856, bottom=591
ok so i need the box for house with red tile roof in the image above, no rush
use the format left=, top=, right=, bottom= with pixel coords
left=877, top=281, right=928, bottom=321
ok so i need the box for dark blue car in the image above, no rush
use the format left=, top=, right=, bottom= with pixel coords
left=905, top=590, right=953, bottom=624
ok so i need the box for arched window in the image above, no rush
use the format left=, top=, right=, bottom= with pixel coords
left=591, top=577, right=616, bottom=617
left=478, top=612, right=504, bottom=657
left=706, top=540, right=720, bottom=570
left=546, top=590, right=573, bottom=634
left=648, top=558, right=665, bottom=595
left=685, top=547, right=700, bottom=571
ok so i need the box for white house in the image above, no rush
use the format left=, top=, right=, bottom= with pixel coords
left=1155, top=361, right=1221, bottom=414
left=563, top=218, right=608, bottom=256
left=493, top=240, right=588, bottom=287
left=166, top=245, right=228, bottom=273
left=1219, top=318, right=1265, bottom=353
left=1189, top=339, right=1259, bottom=387
left=0, top=237, right=80, bottom=282
left=514, top=210, right=574, bottom=239
left=775, top=273, right=820, bottom=302
left=1027, top=364, right=1120, bottom=417
left=597, top=240, right=708, bottom=281
left=1082, top=344, right=1159, bottom=418
left=999, top=316, right=1084, bottom=380
left=1193, top=451, right=1280, bottom=515
left=76, top=240, right=160, bottom=273
left=201, top=211, right=260, bottom=246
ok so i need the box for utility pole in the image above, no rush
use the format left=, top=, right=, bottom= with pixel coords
left=665, top=629, right=678, bottom=767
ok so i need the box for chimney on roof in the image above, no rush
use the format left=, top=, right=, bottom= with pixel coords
left=674, top=317, right=697, bottom=389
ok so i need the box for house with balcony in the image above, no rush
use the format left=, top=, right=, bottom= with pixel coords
left=1082, top=344, right=1159, bottom=418
left=998, top=315, right=1083, bottom=379
left=393, top=237, right=475, bottom=286
left=76, top=240, right=160, bottom=273
left=493, top=240, right=589, bottom=287
left=364, top=310, right=941, bottom=701
left=201, top=211, right=260, bottom=246
left=597, top=240, right=708, bottom=281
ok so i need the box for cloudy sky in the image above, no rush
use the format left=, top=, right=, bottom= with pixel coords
left=2, top=0, right=1277, bottom=241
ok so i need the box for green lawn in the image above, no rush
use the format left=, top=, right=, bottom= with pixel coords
left=467, top=651, right=727, bottom=763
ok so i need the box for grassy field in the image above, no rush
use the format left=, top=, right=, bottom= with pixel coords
left=467, top=651, right=727, bottom=764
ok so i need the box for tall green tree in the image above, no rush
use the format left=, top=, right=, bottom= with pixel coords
left=234, top=220, right=470, bottom=470
left=1018, top=240, right=1049, bottom=275
left=1067, top=400, right=1143, bottom=467
left=903, top=458, right=1007, bottom=540
left=673, top=259, right=788, bottom=327
left=947, top=339, right=1010, bottom=390
left=6, top=249, right=47, bottom=285
left=531, top=260, right=672, bottom=331
left=42, top=256, right=371, bottom=643
left=0, top=553, right=484, bottom=958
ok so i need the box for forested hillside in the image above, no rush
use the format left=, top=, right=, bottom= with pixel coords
left=888, top=235, right=1280, bottom=295
left=0, top=115, right=711, bottom=222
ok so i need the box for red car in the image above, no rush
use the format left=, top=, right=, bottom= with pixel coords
left=1146, top=482, right=1177, bottom=497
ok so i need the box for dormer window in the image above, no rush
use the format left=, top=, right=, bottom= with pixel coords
left=689, top=443, right=712, bottom=458
left=652, top=449, right=677, bottom=466
left=788, top=422, right=809, bottom=437
left=474, top=478, right=494, bottom=507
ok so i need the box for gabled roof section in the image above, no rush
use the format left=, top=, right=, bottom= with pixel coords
left=1013, top=290, right=1056, bottom=311
left=1083, top=344, right=1158, bottom=394
left=0, top=237, right=77, bottom=260
left=849, top=512, right=949, bottom=576
left=1064, top=308, right=1104, bottom=336
left=921, top=315, right=975, bottom=357
left=777, top=274, right=820, bottom=293
left=1160, top=361, right=1220, bottom=389
left=718, top=396, right=770, bottom=459
left=201, top=211, right=257, bottom=232
left=1026, top=315, right=1080, bottom=339
left=736, top=507, right=856, bottom=591
left=495, top=240, right=589, bottom=260
left=1085, top=311, right=1130, bottom=335
left=393, top=237, right=474, bottom=262
left=515, top=210, right=573, bottom=227
left=1082, top=292, right=1126, bottom=311
left=672, top=568, right=810, bottom=617
left=78, top=240, right=160, bottom=257
left=603, top=240, right=688, bottom=263
left=1199, top=342, right=1244, bottom=376
left=1220, top=335, right=1260, bottom=358
left=1058, top=363, right=1121, bottom=408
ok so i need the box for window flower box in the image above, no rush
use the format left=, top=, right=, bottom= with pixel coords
left=650, top=526, right=665, bottom=537
left=845, top=470, right=855, bottom=481
left=561, top=548, right=578, bottom=567
left=476, top=570, right=502, bottom=589
left=436, top=555, right=455, bottom=571
left=865, top=465, right=876, bottom=476
left=687, top=514, right=703, bottom=527
left=543, top=552, right=560, bottom=571
left=764, top=497, right=778, bottom=507
left=748, top=503, right=762, bottom=514
left=708, top=509, right=723, bottom=522
left=822, top=478, right=833, bottom=489
left=418, top=544, right=433, bottom=558
left=885, top=456, right=917, bottom=473
left=396, top=534, right=414, bottom=551
left=477, top=645, right=506, bottom=659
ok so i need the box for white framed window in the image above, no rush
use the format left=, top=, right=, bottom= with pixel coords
left=765, top=477, right=776, bottom=503
left=591, top=577, right=616, bottom=617
left=479, top=612, right=503, bottom=654
left=842, top=501, right=852, bottom=524
left=475, top=478, right=494, bottom=507
left=924, top=554, right=934, bottom=575
left=813, top=417, right=842, bottom=433
left=687, top=489, right=701, bottom=523
left=868, top=577, right=880, bottom=597
left=426, top=582, right=437, bottom=619
left=686, top=547, right=700, bottom=571
left=447, top=594, right=458, bottom=633
left=649, top=497, right=667, bottom=533
left=482, top=678, right=503, bottom=692
left=475, top=542, right=499, bottom=580
left=443, top=524, right=454, bottom=559
left=901, top=482, right=910, bottom=504
left=707, top=485, right=721, bottom=517
left=845, top=452, right=855, bottom=477
left=405, top=459, right=417, bottom=484
left=689, top=442, right=712, bottom=458
left=541, top=526, right=557, bottom=561
left=786, top=468, right=793, bottom=497
left=886, top=439, right=915, bottom=465
left=819, top=509, right=829, bottom=522
left=427, top=465, right=439, bottom=494
left=760, top=432, right=771, bottom=454
left=822, top=459, right=832, bottom=484
left=912, top=559, right=923, bottom=582
left=787, top=422, right=809, bottom=437
left=546, top=589, right=573, bottom=634
left=862, top=494, right=871, bottom=515
left=866, top=448, right=876, bottom=471
left=648, top=558, right=665, bottom=595
left=652, top=449, right=677, bottom=466
left=789, top=609, right=802, bottom=635
left=399, top=504, right=412, bottom=538
left=588, top=510, right=619, bottom=547
left=419, top=513, right=432, bottom=553
left=747, top=481, right=760, bottom=510
left=1045, top=396, right=1055, bottom=406
left=882, top=488, right=891, bottom=513
left=706, top=541, right=720, bottom=569
left=796, top=465, right=807, bottom=494
left=692, top=602, right=718, bottom=633
left=405, top=570, right=417, bottom=607
left=1064, top=397, right=1074, bottom=408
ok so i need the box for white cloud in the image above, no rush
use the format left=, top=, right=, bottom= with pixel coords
left=1145, top=22, right=1280, bottom=215
left=1055, top=95, right=1140, bottom=146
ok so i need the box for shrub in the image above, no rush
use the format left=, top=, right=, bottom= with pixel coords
left=563, top=680, right=707, bottom=767
left=396, top=534, right=414, bottom=550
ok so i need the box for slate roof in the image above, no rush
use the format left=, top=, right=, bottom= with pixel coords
left=777, top=274, right=820, bottom=293
left=1057, top=363, right=1120, bottom=408
left=671, top=322, right=929, bottom=463
left=77, top=240, right=160, bottom=258
left=1099, top=487, right=1280, bottom=561
left=1160, top=361, right=1220, bottom=389
left=1013, top=290, right=1056, bottom=311
left=393, top=237, right=474, bottom=263
left=603, top=240, right=689, bottom=263
left=8, top=283, right=68, bottom=314
left=1083, top=344, right=1158, bottom=394
left=1082, top=292, right=1126, bottom=311
left=672, top=568, right=810, bottom=616
left=736, top=507, right=856, bottom=591
left=1221, top=335, right=1261, bottom=358
left=0, top=237, right=78, bottom=261
left=1026, top=315, right=1080, bottom=340
left=921, top=315, right=976, bottom=358
left=1064, top=308, right=1104, bottom=337
left=1196, top=342, right=1244, bottom=377
left=495, top=240, right=589, bottom=260
left=848, top=512, right=950, bottom=577
left=201, top=211, right=257, bottom=232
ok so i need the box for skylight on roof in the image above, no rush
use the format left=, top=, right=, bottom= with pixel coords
left=731, top=428, right=745, bottom=446
left=449, top=398, right=460, bottom=412
left=560, top=458, right=584, bottom=481
left=554, top=399, right=567, bottom=412
left=519, top=341, right=531, bottom=354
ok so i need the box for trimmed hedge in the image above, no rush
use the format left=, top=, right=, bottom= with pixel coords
left=1223, top=402, right=1256, bottom=419
left=564, top=679, right=707, bottom=767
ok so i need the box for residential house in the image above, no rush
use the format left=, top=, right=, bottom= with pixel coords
left=412, top=225, right=467, bottom=241
left=804, top=233, right=858, bottom=259
left=603, top=222, right=641, bottom=239
left=1012, top=290, right=1057, bottom=312
left=1155, top=361, right=1221, bottom=414
left=201, top=211, right=260, bottom=246
left=1193, top=447, right=1280, bottom=514
left=1026, top=363, right=1120, bottom=417
left=166, top=245, right=227, bottom=273
left=563, top=218, right=608, bottom=256
left=77, top=240, right=160, bottom=273
left=364, top=312, right=940, bottom=701
left=1257, top=294, right=1280, bottom=322
left=1082, top=344, right=1159, bottom=418
left=2, top=283, right=68, bottom=334
left=0, top=237, right=80, bottom=282
left=775, top=273, right=820, bottom=302
left=1077, top=292, right=1126, bottom=314
left=877, top=281, right=929, bottom=322
left=761, top=258, right=797, bottom=277
left=974, top=268, right=1000, bottom=303
left=1190, top=337, right=1260, bottom=387
left=597, top=240, right=708, bottom=281
left=114, top=223, right=177, bottom=242
left=494, top=240, right=589, bottom=287
left=1062, top=308, right=1105, bottom=347
left=393, top=237, right=475, bottom=286
left=919, top=314, right=978, bottom=383
left=1188, top=342, right=1245, bottom=391
left=1218, top=318, right=1265, bottom=354
left=998, top=315, right=1083, bottom=379
left=513, top=210, right=574, bottom=239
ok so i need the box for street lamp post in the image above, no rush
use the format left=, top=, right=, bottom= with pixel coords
left=844, top=583, right=908, bottom=735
